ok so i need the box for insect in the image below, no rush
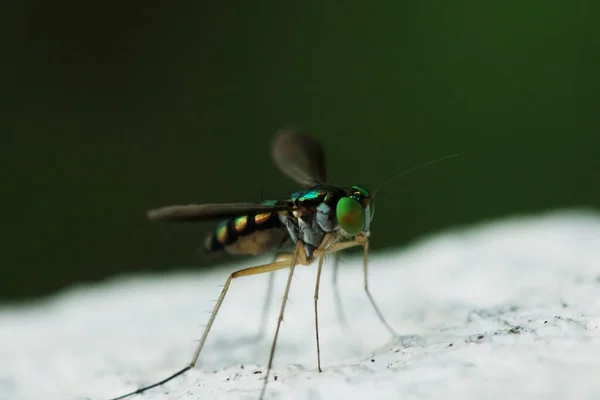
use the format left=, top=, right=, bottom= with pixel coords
left=109, top=128, right=455, bottom=400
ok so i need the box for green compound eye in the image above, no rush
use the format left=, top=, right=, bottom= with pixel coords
left=336, top=197, right=365, bottom=236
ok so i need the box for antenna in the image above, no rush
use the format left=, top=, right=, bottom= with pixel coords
left=370, top=153, right=458, bottom=199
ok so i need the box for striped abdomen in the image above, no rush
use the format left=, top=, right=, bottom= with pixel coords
left=204, top=205, right=289, bottom=256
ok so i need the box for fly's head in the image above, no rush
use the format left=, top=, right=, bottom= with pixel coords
left=335, top=185, right=374, bottom=238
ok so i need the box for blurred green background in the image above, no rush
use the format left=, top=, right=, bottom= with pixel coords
left=1, top=2, right=599, bottom=301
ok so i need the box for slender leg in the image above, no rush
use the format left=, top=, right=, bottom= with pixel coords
left=110, top=234, right=395, bottom=400
left=259, top=240, right=303, bottom=400
left=331, top=252, right=350, bottom=330
left=317, top=236, right=397, bottom=337
left=109, top=259, right=296, bottom=400
left=361, top=238, right=398, bottom=337
left=313, top=256, right=325, bottom=372
left=257, top=252, right=294, bottom=340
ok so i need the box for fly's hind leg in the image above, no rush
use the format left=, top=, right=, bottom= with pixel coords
left=109, top=258, right=296, bottom=400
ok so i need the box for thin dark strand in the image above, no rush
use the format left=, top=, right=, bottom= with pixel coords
left=371, top=153, right=458, bottom=199
left=109, top=365, right=191, bottom=400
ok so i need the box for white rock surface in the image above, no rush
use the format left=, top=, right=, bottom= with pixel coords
left=1, top=210, right=600, bottom=400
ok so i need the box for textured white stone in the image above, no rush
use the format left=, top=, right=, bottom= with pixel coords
left=1, top=210, right=599, bottom=400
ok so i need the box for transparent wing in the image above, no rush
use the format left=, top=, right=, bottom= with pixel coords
left=147, top=202, right=289, bottom=222
left=270, top=128, right=327, bottom=186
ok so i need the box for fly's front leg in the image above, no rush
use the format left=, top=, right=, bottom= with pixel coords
left=360, top=236, right=398, bottom=337
left=314, top=233, right=397, bottom=337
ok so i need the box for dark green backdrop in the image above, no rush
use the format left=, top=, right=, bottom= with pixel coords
left=2, top=2, right=599, bottom=301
